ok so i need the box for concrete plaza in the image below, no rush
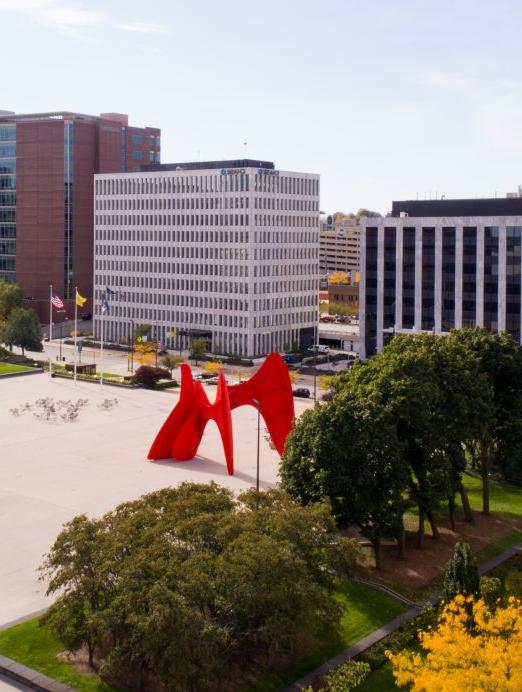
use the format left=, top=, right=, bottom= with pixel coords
left=0, top=373, right=312, bottom=625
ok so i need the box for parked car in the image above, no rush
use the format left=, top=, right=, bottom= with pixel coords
left=307, top=344, right=330, bottom=354
left=321, top=390, right=335, bottom=402
left=293, top=387, right=311, bottom=398
left=282, top=354, right=300, bottom=364
left=206, top=377, right=219, bottom=385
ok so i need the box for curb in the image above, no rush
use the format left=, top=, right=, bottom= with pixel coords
left=0, top=655, right=73, bottom=691
left=0, top=369, right=43, bottom=379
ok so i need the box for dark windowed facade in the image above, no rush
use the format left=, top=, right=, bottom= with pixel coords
left=364, top=228, right=378, bottom=356
left=383, top=227, right=396, bottom=333
left=421, top=227, right=435, bottom=330
left=402, top=227, right=416, bottom=328
left=484, top=227, right=499, bottom=331
left=441, top=227, right=455, bottom=331
left=0, top=124, right=16, bottom=282
left=462, top=227, right=477, bottom=328
left=506, top=226, right=521, bottom=341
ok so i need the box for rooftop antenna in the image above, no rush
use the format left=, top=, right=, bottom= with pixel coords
left=243, top=140, right=248, bottom=158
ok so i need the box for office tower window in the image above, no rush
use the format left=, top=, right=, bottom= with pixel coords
left=462, top=227, right=477, bottom=328
left=383, top=227, right=396, bottom=336
left=402, top=227, right=416, bottom=329
left=132, top=150, right=143, bottom=161
left=131, top=134, right=143, bottom=145
left=421, top=227, right=435, bottom=330
left=0, top=123, right=15, bottom=283
left=506, top=226, right=521, bottom=341
left=364, top=228, right=378, bottom=356
left=441, top=227, right=456, bottom=331
left=484, top=227, right=499, bottom=331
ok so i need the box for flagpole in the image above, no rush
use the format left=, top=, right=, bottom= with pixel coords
left=49, top=284, right=53, bottom=378
left=74, top=286, right=78, bottom=385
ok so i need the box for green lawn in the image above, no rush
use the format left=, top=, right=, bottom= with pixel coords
left=357, top=662, right=397, bottom=691
left=0, top=362, right=34, bottom=375
left=0, top=582, right=405, bottom=692
left=248, top=580, right=407, bottom=692
left=0, top=619, right=117, bottom=691
left=463, top=473, right=522, bottom=517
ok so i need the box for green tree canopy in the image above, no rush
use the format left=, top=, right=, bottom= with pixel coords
left=40, top=483, right=360, bottom=690
left=281, top=389, right=408, bottom=567
left=2, top=307, right=42, bottom=354
left=447, top=328, right=522, bottom=498
left=190, top=336, right=207, bottom=363
left=0, top=279, right=23, bottom=322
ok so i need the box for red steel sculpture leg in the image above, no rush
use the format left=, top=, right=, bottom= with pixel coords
left=147, top=352, right=295, bottom=475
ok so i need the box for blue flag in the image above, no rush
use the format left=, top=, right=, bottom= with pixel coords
left=106, top=287, right=117, bottom=295
left=101, top=300, right=109, bottom=315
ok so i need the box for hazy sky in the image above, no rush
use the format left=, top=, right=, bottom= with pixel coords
left=1, top=0, right=522, bottom=213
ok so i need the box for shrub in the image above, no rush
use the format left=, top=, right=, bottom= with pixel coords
left=322, top=660, right=370, bottom=691
left=480, top=575, right=502, bottom=605
left=505, top=570, right=522, bottom=598
left=133, top=365, right=171, bottom=388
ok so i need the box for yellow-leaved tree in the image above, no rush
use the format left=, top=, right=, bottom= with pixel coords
left=388, top=595, right=522, bottom=691
left=204, top=361, right=224, bottom=376
left=328, top=271, right=349, bottom=285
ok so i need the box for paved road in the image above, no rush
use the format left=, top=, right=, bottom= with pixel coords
left=14, top=341, right=336, bottom=396
left=0, top=674, right=29, bottom=691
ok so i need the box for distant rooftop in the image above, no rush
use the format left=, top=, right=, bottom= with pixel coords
left=139, top=159, right=274, bottom=172
left=392, top=197, right=522, bottom=218
left=0, top=112, right=146, bottom=127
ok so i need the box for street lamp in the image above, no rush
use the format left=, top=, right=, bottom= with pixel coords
left=253, top=398, right=261, bottom=497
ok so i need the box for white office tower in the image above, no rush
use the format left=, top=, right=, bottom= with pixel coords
left=94, top=160, right=320, bottom=357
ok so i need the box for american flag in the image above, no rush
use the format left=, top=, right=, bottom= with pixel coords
left=51, top=293, right=64, bottom=309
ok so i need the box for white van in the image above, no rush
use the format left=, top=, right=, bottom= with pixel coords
left=307, top=344, right=330, bottom=354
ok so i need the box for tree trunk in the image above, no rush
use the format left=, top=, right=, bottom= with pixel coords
left=417, top=508, right=425, bottom=549
left=458, top=480, right=474, bottom=522
left=448, top=495, right=456, bottom=532
left=481, top=442, right=490, bottom=515
left=88, top=641, right=94, bottom=669
left=371, top=537, right=382, bottom=570
left=396, top=523, right=406, bottom=559
left=427, top=510, right=440, bottom=539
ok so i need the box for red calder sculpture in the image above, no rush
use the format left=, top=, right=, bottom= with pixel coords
left=147, top=352, right=295, bottom=475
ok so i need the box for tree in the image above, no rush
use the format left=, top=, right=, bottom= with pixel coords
left=0, top=279, right=23, bottom=322
left=40, top=484, right=359, bottom=689
left=337, top=334, right=490, bottom=547
left=40, top=515, right=107, bottom=668
left=388, top=595, right=522, bottom=690
left=328, top=271, right=349, bottom=284
left=190, top=337, right=206, bottom=364
left=318, top=660, right=371, bottom=691
left=204, top=361, right=224, bottom=376
left=448, top=328, right=522, bottom=508
left=443, top=542, right=480, bottom=601
left=281, top=390, right=408, bottom=567
left=161, top=354, right=184, bottom=374
left=2, top=307, right=42, bottom=354
left=355, top=208, right=381, bottom=218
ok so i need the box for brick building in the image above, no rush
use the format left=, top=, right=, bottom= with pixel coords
left=0, top=111, right=160, bottom=320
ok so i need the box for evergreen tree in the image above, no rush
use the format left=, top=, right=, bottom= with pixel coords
left=444, top=542, right=480, bottom=601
